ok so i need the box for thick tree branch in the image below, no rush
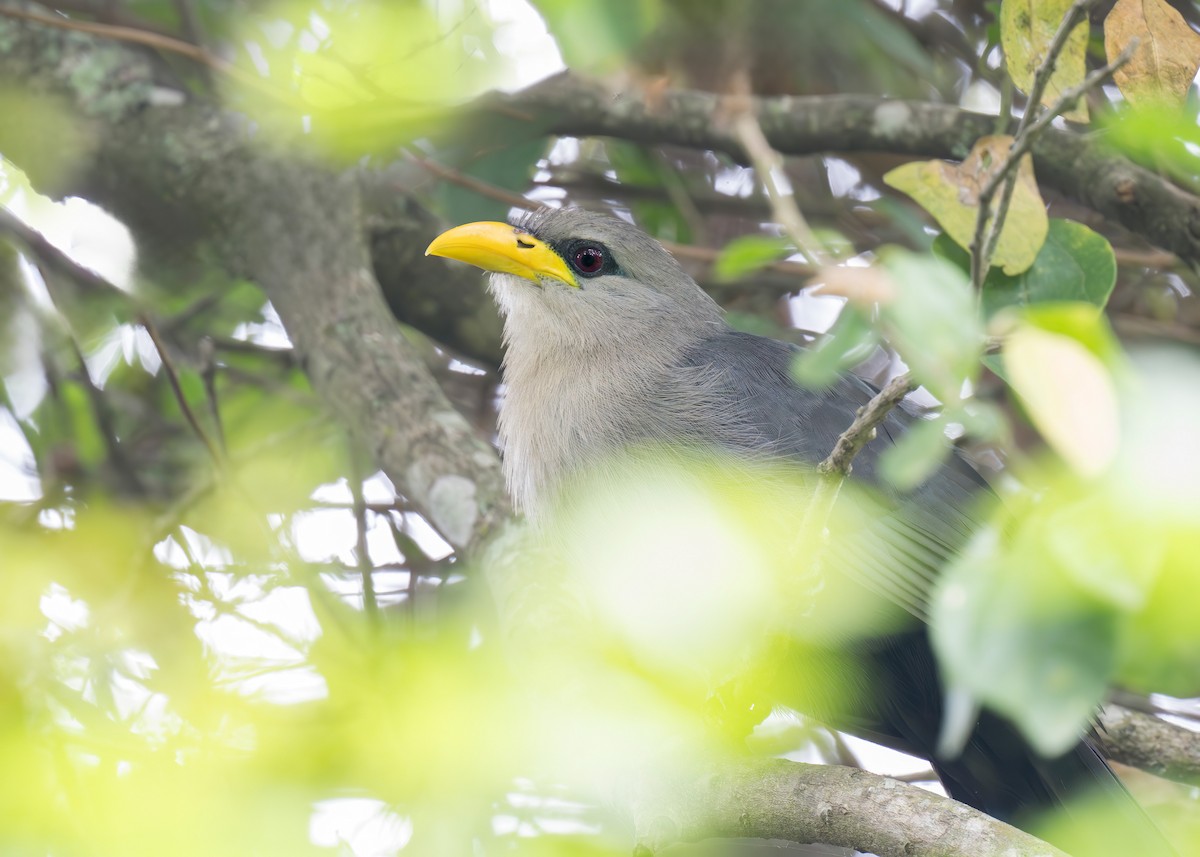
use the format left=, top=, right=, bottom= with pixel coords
left=1097, top=704, right=1200, bottom=786
left=629, top=756, right=1067, bottom=857
left=481, top=73, right=1200, bottom=266
left=0, top=5, right=510, bottom=550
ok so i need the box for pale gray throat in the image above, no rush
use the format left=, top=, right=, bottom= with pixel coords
left=488, top=272, right=723, bottom=516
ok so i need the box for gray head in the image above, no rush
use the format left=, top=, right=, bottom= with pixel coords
left=426, top=208, right=724, bottom=351
left=427, top=208, right=729, bottom=513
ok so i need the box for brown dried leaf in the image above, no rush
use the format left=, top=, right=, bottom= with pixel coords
left=1105, top=0, right=1200, bottom=108
left=884, top=135, right=1049, bottom=275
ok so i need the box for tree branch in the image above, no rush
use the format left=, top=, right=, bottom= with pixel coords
left=480, top=73, right=1200, bottom=266
left=629, top=756, right=1068, bottom=857
left=1097, top=704, right=1200, bottom=786
left=0, top=5, right=511, bottom=551
left=819, top=372, right=916, bottom=478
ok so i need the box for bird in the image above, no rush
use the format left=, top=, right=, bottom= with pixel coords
left=425, top=207, right=1168, bottom=848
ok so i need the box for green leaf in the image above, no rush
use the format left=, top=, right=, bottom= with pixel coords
left=60, top=381, right=104, bottom=468
left=434, top=138, right=546, bottom=225
left=879, top=249, right=983, bottom=404
left=878, top=413, right=952, bottom=490
left=531, top=0, right=662, bottom=72
left=931, top=530, right=1117, bottom=756
left=791, top=307, right=878, bottom=389
left=713, top=235, right=794, bottom=282
left=1002, top=310, right=1122, bottom=476
left=981, top=219, right=1117, bottom=317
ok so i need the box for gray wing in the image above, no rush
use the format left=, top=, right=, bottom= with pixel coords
left=670, top=329, right=988, bottom=621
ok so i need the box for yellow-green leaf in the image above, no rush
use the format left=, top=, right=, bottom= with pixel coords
left=1001, top=0, right=1089, bottom=122
left=884, top=135, right=1049, bottom=275
left=1104, top=0, right=1200, bottom=108
left=1004, top=320, right=1120, bottom=476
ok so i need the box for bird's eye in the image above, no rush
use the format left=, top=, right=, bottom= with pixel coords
left=571, top=245, right=607, bottom=276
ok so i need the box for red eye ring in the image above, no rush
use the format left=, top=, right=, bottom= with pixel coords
left=572, top=245, right=606, bottom=275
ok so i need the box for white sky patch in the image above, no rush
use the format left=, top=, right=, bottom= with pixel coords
left=713, top=165, right=756, bottom=198
left=0, top=407, right=40, bottom=501
left=292, top=508, right=361, bottom=563
left=40, top=582, right=91, bottom=640
left=787, top=290, right=846, bottom=335
left=484, top=0, right=565, bottom=90
left=232, top=302, right=294, bottom=349
left=3, top=180, right=137, bottom=292
left=823, top=157, right=861, bottom=198
left=962, top=79, right=1002, bottom=115
left=309, top=799, right=412, bottom=855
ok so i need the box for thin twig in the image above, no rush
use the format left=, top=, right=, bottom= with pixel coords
left=411, top=153, right=815, bottom=279
left=198, top=336, right=226, bottom=453
left=729, top=110, right=827, bottom=265
left=349, top=452, right=379, bottom=622
left=968, top=0, right=1131, bottom=290
left=975, top=43, right=1136, bottom=286
left=140, top=315, right=223, bottom=467
left=64, top=335, right=145, bottom=496
left=819, top=372, right=917, bottom=478
left=0, top=207, right=128, bottom=300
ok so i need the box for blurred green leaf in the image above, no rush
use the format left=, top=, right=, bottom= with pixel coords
left=879, top=249, right=983, bottom=404
left=531, top=0, right=662, bottom=72
left=932, top=519, right=1117, bottom=756
left=1003, top=315, right=1120, bottom=477
left=225, top=1, right=502, bottom=158
left=0, top=92, right=91, bottom=190
left=878, top=413, right=953, bottom=490
left=1034, top=781, right=1189, bottom=857
left=791, top=306, right=878, bottom=389
left=1101, top=104, right=1200, bottom=193
left=713, top=235, right=793, bottom=282
left=60, top=381, right=105, bottom=469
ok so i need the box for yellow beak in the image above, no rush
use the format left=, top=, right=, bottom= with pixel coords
left=425, top=221, right=579, bottom=288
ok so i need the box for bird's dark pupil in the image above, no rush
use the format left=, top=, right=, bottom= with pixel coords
left=575, top=247, right=603, bottom=273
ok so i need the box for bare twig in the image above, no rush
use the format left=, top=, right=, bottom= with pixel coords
left=65, top=336, right=145, bottom=496
left=968, top=1, right=1133, bottom=290
left=349, top=459, right=379, bottom=621
left=411, top=152, right=815, bottom=279
left=0, top=207, right=128, bottom=300
left=197, top=336, right=226, bottom=453
left=819, top=372, right=916, bottom=478
left=973, top=43, right=1137, bottom=288
left=629, top=756, right=1070, bottom=857
left=140, top=316, right=223, bottom=467
left=729, top=109, right=827, bottom=265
